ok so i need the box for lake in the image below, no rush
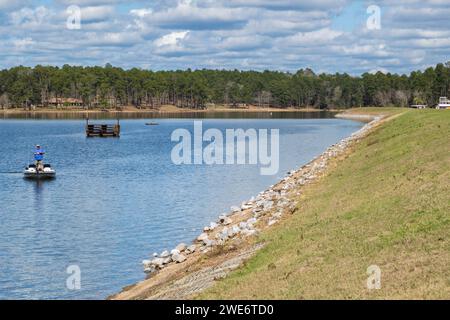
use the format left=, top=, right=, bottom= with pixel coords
left=0, top=113, right=362, bottom=299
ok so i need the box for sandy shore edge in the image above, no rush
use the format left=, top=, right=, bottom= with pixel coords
left=0, top=106, right=337, bottom=115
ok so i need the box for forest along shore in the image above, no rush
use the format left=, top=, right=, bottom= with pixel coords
left=110, top=109, right=388, bottom=300
left=1, top=63, right=448, bottom=110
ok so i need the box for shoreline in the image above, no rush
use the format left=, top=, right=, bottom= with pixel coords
left=110, top=111, right=387, bottom=300
left=0, top=106, right=339, bottom=116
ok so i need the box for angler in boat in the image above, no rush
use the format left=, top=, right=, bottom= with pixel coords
left=24, top=144, right=56, bottom=179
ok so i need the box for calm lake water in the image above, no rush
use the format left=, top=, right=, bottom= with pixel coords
left=0, top=113, right=362, bottom=299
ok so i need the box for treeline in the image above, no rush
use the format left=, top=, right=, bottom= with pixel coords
left=0, top=62, right=448, bottom=109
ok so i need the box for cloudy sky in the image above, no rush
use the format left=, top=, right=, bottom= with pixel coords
left=0, top=0, right=449, bottom=74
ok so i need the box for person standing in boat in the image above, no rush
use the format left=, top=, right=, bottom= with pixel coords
left=34, top=145, right=45, bottom=172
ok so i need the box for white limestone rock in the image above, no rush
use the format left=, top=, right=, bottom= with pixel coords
left=142, top=259, right=152, bottom=268
left=272, top=211, right=282, bottom=219
left=162, top=256, right=172, bottom=264
left=197, top=233, right=209, bottom=242
left=151, top=257, right=165, bottom=269
left=232, top=225, right=241, bottom=235
left=263, top=200, right=273, bottom=211
left=241, top=203, right=253, bottom=210
left=230, top=206, right=241, bottom=213
left=185, top=244, right=197, bottom=254
left=217, top=227, right=229, bottom=241
left=200, top=247, right=211, bottom=254
left=241, top=229, right=257, bottom=237
left=219, top=215, right=232, bottom=225
left=144, top=266, right=156, bottom=274
left=160, top=250, right=170, bottom=258
left=209, top=222, right=218, bottom=230
left=204, top=239, right=216, bottom=247
left=172, top=253, right=187, bottom=263
left=175, top=243, right=187, bottom=252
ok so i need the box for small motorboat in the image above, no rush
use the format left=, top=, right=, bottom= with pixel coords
left=145, top=122, right=159, bottom=126
left=24, top=164, right=56, bottom=179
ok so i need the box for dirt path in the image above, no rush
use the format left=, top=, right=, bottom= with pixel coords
left=143, top=244, right=263, bottom=300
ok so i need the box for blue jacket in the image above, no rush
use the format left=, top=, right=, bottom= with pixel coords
left=34, top=149, right=45, bottom=161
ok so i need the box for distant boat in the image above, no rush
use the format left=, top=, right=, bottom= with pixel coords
left=145, top=122, right=159, bottom=126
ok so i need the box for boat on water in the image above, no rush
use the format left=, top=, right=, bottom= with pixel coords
left=145, top=122, right=159, bottom=126
left=24, top=164, right=56, bottom=179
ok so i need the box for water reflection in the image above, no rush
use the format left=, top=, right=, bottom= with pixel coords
left=24, top=178, right=47, bottom=211
left=0, top=110, right=337, bottom=120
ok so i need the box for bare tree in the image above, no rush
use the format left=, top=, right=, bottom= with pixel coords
left=0, top=93, right=10, bottom=109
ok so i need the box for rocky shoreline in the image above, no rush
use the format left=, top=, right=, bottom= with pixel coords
left=113, top=113, right=384, bottom=300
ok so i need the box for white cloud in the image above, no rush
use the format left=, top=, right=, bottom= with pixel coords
left=225, top=0, right=349, bottom=11
left=218, top=35, right=269, bottom=51
left=134, top=1, right=251, bottom=30
left=79, top=5, right=115, bottom=21
left=283, top=28, right=344, bottom=46
left=0, top=0, right=448, bottom=73
left=10, top=6, right=51, bottom=26
left=154, top=31, right=189, bottom=47
left=82, top=31, right=141, bottom=46
left=130, top=8, right=153, bottom=18
left=0, top=0, right=30, bottom=10
left=56, top=0, right=124, bottom=5
left=13, top=37, right=35, bottom=50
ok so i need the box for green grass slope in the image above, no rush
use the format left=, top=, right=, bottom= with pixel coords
left=200, top=110, right=450, bottom=299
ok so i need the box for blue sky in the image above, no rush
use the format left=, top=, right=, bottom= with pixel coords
left=0, top=0, right=449, bottom=74
left=331, top=1, right=367, bottom=32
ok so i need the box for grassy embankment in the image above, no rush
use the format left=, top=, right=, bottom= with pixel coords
left=200, top=108, right=450, bottom=299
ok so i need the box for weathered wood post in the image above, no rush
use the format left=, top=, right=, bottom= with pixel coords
left=114, top=118, right=121, bottom=137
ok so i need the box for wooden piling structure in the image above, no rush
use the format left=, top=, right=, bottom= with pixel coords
left=86, top=118, right=120, bottom=137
